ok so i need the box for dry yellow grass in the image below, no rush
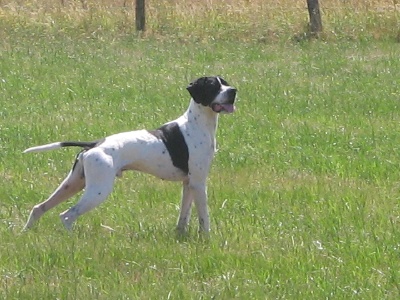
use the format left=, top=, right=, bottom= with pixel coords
left=1, top=0, right=399, bottom=41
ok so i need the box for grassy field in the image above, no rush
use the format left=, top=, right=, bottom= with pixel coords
left=1, top=0, right=400, bottom=299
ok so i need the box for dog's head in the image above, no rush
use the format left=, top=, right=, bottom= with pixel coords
left=186, top=76, right=237, bottom=113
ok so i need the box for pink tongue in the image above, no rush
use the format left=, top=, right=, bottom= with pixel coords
left=221, top=104, right=235, bottom=113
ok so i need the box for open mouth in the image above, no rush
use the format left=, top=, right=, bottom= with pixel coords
left=212, top=103, right=236, bottom=113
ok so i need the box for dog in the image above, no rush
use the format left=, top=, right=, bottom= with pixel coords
left=22, top=76, right=237, bottom=234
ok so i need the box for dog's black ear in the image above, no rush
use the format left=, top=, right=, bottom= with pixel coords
left=217, top=76, right=229, bottom=86
left=186, top=77, right=208, bottom=105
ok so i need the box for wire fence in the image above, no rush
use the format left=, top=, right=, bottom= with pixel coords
left=1, top=0, right=398, bottom=39
left=1, top=0, right=398, bottom=11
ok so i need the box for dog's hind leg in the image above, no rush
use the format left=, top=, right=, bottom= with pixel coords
left=176, top=181, right=194, bottom=234
left=23, top=156, right=85, bottom=230
left=59, top=149, right=116, bottom=230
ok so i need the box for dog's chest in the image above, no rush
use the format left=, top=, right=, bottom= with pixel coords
left=187, top=130, right=215, bottom=153
left=182, top=123, right=217, bottom=171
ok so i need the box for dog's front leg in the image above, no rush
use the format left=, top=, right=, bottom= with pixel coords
left=176, top=181, right=193, bottom=234
left=190, top=182, right=210, bottom=233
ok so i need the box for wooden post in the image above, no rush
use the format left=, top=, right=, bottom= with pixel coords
left=306, top=0, right=322, bottom=34
left=80, top=0, right=88, bottom=10
left=136, top=0, right=145, bottom=31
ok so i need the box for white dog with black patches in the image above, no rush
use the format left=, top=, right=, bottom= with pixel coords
left=23, top=76, right=237, bottom=234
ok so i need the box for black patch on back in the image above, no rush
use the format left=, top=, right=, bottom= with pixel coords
left=148, top=123, right=189, bottom=174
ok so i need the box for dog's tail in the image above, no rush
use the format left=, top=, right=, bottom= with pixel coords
left=23, top=141, right=100, bottom=153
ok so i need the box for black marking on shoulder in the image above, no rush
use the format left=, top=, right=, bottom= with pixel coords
left=148, top=123, right=189, bottom=174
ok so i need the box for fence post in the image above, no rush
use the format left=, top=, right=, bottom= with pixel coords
left=136, top=0, right=145, bottom=31
left=306, top=0, right=322, bottom=34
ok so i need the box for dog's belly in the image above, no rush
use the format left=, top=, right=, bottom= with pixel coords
left=123, top=158, right=187, bottom=181
left=104, top=130, right=188, bottom=181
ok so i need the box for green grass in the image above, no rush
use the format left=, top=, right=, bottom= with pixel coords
left=1, top=1, right=400, bottom=299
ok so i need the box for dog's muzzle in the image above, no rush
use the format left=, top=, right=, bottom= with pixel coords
left=211, top=88, right=237, bottom=114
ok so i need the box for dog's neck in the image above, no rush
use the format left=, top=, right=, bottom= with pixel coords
left=185, top=99, right=219, bottom=134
